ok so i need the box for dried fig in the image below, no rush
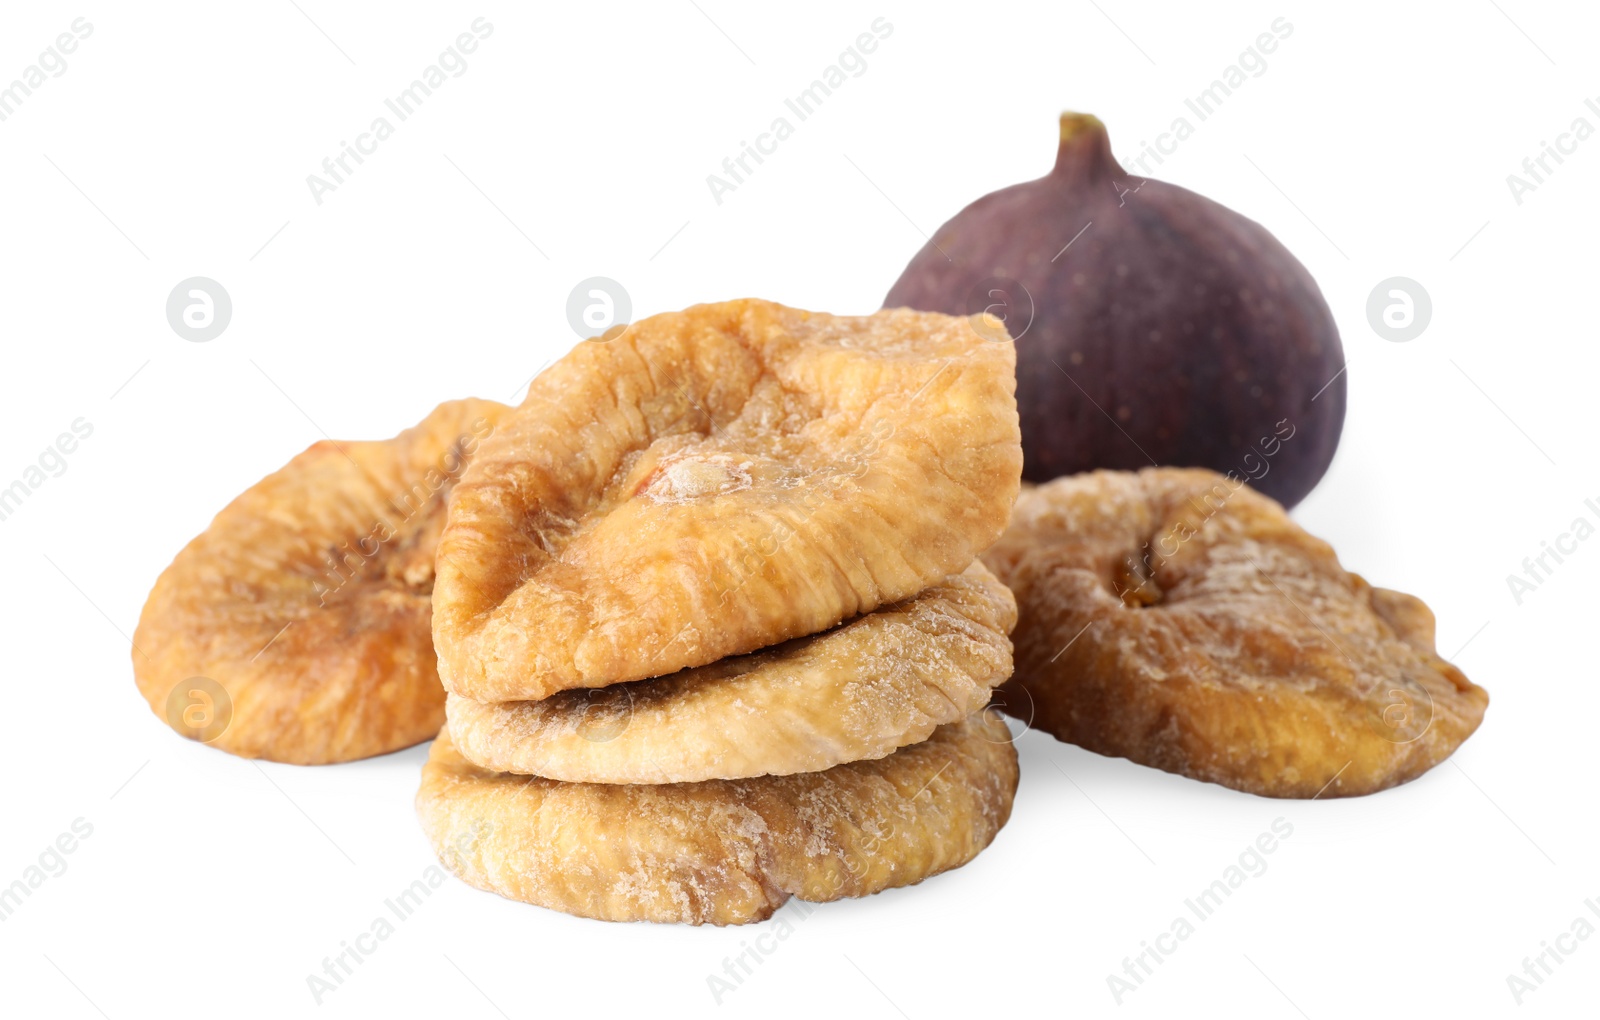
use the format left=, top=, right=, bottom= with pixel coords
left=445, top=561, right=1016, bottom=783
left=432, top=299, right=1021, bottom=702
left=981, top=468, right=1488, bottom=798
left=132, top=399, right=509, bottom=764
left=885, top=113, right=1344, bottom=508
left=417, top=712, right=1018, bottom=925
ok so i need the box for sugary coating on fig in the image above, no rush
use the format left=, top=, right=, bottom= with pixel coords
left=982, top=468, right=1487, bottom=798
left=432, top=299, right=1021, bottom=702
left=885, top=114, right=1345, bottom=509
left=132, top=399, right=509, bottom=764
left=417, top=713, right=1018, bottom=925
left=446, top=561, right=1016, bottom=784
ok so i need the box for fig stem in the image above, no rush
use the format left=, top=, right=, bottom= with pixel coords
left=1053, top=111, right=1124, bottom=180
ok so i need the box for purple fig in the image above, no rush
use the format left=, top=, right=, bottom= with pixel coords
left=884, top=113, right=1344, bottom=508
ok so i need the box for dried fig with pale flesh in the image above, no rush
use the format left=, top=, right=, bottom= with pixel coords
left=132, top=399, right=509, bottom=764
left=981, top=468, right=1487, bottom=798
left=433, top=299, right=1021, bottom=702
left=446, top=561, right=1016, bottom=783
left=416, top=712, right=1018, bottom=925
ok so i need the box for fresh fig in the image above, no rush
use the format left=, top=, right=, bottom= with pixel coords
left=883, top=112, right=1344, bottom=508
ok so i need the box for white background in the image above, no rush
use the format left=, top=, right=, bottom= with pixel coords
left=1, top=2, right=1595, bottom=1017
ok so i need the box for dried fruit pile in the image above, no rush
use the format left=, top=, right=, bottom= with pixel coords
left=131, top=114, right=1489, bottom=927
left=130, top=300, right=1029, bottom=925
left=422, top=299, right=1026, bottom=924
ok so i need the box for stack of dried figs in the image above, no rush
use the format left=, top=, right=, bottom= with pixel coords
left=419, top=299, right=1027, bottom=924
left=136, top=299, right=1032, bottom=925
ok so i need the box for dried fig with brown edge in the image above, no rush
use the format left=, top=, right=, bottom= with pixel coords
left=982, top=468, right=1487, bottom=797
left=133, top=398, right=509, bottom=764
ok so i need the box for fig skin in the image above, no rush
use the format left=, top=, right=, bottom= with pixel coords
left=883, top=113, right=1344, bottom=508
